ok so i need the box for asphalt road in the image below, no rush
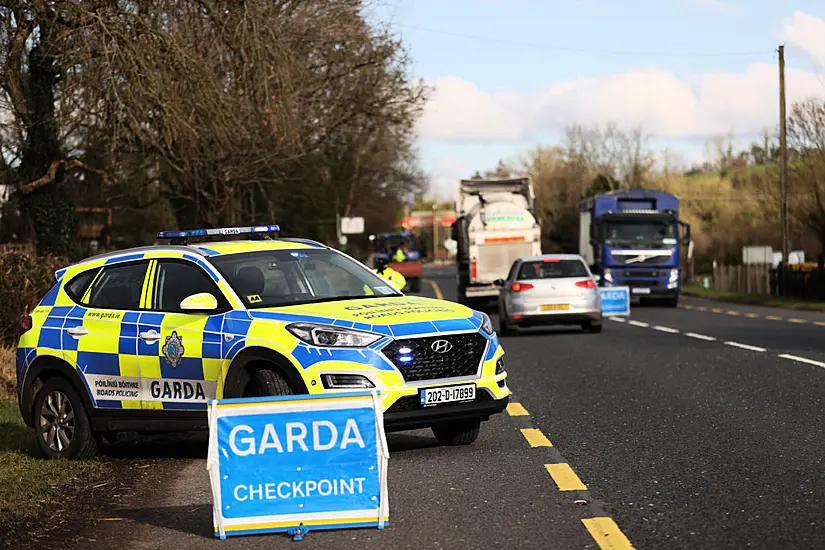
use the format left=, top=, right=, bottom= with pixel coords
left=76, top=266, right=825, bottom=549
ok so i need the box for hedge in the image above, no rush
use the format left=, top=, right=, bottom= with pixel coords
left=0, top=251, right=69, bottom=347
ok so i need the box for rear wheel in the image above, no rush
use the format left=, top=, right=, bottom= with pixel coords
left=582, top=320, right=603, bottom=333
left=409, top=277, right=421, bottom=293
left=499, top=310, right=517, bottom=336
left=33, top=377, right=99, bottom=459
left=243, top=368, right=294, bottom=398
left=432, top=420, right=481, bottom=446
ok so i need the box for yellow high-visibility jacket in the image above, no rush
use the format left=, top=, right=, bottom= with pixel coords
left=392, top=249, right=407, bottom=263
left=373, top=266, right=406, bottom=291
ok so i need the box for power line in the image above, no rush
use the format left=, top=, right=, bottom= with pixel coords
left=378, top=22, right=773, bottom=58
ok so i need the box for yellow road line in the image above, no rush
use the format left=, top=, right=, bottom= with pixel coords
left=815, top=321, right=825, bottom=327
left=520, top=428, right=552, bottom=447
left=711, top=308, right=723, bottom=313
left=766, top=315, right=782, bottom=321
left=788, top=318, right=808, bottom=324
left=545, top=463, right=587, bottom=491
left=506, top=402, right=530, bottom=416
left=683, top=304, right=694, bottom=309
left=745, top=313, right=760, bottom=318
left=425, top=279, right=444, bottom=300
left=696, top=306, right=707, bottom=311
left=726, top=310, right=740, bottom=316
left=582, top=517, right=635, bottom=550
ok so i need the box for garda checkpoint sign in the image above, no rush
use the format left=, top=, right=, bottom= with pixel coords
left=206, top=391, right=389, bottom=540
left=599, top=286, right=631, bottom=316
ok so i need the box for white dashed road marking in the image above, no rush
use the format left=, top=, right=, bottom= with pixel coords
left=652, top=325, right=679, bottom=334
left=723, top=341, right=766, bottom=352
left=607, top=317, right=626, bottom=323
left=685, top=332, right=717, bottom=341
left=627, top=320, right=649, bottom=328
left=778, top=354, right=825, bottom=368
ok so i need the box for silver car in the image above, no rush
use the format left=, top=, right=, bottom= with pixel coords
left=494, top=254, right=602, bottom=335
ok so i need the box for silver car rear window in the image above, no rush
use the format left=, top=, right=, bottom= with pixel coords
left=517, top=260, right=588, bottom=280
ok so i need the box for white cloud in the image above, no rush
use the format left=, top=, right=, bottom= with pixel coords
left=417, top=12, right=825, bottom=144
left=778, top=11, right=825, bottom=67
left=425, top=156, right=466, bottom=200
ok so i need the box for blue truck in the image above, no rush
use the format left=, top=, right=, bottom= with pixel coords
left=579, top=189, right=691, bottom=307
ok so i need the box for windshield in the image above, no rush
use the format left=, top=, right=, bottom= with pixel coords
left=208, top=249, right=402, bottom=308
left=375, top=235, right=415, bottom=251
left=604, top=221, right=678, bottom=249
left=517, top=259, right=590, bottom=280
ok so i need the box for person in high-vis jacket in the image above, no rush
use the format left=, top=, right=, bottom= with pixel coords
left=374, top=256, right=406, bottom=291
left=391, top=247, right=407, bottom=263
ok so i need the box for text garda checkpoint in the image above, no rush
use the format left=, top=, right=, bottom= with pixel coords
left=207, top=391, right=389, bottom=540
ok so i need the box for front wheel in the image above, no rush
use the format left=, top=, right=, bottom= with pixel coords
left=664, top=296, right=679, bottom=307
left=243, top=368, right=294, bottom=397
left=33, top=377, right=99, bottom=459
left=432, top=420, right=481, bottom=446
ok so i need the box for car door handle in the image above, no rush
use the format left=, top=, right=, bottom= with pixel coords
left=66, top=326, right=89, bottom=338
left=139, top=330, right=161, bottom=342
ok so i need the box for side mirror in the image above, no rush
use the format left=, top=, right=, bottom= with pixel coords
left=180, top=292, right=219, bottom=312
left=494, top=278, right=506, bottom=287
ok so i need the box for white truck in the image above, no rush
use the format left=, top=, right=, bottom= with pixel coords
left=451, top=176, right=542, bottom=307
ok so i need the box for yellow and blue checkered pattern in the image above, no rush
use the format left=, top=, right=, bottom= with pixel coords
left=18, top=241, right=510, bottom=415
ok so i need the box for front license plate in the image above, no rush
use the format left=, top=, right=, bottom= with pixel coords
left=420, top=384, right=476, bottom=406
left=541, top=304, right=570, bottom=311
left=631, top=287, right=651, bottom=295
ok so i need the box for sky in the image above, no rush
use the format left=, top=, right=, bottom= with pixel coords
left=366, top=0, right=825, bottom=200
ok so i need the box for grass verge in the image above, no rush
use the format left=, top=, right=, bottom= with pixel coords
left=0, top=347, right=114, bottom=548
left=682, top=284, right=825, bottom=312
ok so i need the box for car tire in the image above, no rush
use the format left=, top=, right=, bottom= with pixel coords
left=582, top=321, right=603, bottom=333
left=432, top=420, right=481, bottom=446
left=245, top=368, right=294, bottom=397
left=32, top=377, right=99, bottom=460
left=499, top=315, right=517, bottom=337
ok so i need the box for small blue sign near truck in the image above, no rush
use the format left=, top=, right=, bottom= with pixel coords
left=600, top=286, right=630, bottom=316
left=207, top=391, right=389, bottom=540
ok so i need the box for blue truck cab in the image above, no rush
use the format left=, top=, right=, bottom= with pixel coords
left=579, top=189, right=691, bottom=307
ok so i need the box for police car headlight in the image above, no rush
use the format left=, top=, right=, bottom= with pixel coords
left=286, top=323, right=382, bottom=348
left=479, top=312, right=494, bottom=335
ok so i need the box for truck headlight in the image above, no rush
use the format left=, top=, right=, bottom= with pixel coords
left=286, top=323, right=382, bottom=348
left=668, top=268, right=679, bottom=283
left=603, top=269, right=613, bottom=284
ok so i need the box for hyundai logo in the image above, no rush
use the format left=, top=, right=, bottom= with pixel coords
left=431, top=339, right=453, bottom=354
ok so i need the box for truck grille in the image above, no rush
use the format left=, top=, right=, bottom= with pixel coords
left=625, top=279, right=659, bottom=288
left=613, top=255, right=671, bottom=265
left=617, top=269, right=665, bottom=277
left=382, top=332, right=488, bottom=382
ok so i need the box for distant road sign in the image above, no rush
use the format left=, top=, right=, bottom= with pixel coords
left=341, top=217, right=365, bottom=234
left=600, top=286, right=630, bottom=316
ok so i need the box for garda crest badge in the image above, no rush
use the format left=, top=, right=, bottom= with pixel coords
left=162, top=331, right=185, bottom=368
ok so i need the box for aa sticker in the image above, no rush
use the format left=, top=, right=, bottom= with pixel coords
left=247, top=294, right=262, bottom=304
left=375, top=286, right=394, bottom=295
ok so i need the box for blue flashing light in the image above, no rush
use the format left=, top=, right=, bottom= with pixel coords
left=398, top=355, right=413, bottom=363
left=156, top=225, right=280, bottom=240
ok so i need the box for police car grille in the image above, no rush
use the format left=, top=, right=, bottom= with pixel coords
left=386, top=390, right=493, bottom=413
left=382, top=332, right=487, bottom=382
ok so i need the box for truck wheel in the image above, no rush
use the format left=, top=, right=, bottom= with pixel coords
left=244, top=368, right=294, bottom=397
left=409, top=278, right=421, bottom=293
left=432, top=420, right=481, bottom=446
left=32, top=377, right=99, bottom=460
left=664, top=296, right=679, bottom=307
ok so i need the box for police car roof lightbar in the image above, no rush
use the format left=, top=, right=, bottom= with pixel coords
left=157, top=225, right=280, bottom=244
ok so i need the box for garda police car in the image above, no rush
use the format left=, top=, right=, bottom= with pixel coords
left=16, top=226, right=510, bottom=459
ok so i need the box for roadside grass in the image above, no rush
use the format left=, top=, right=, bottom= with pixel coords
left=0, top=347, right=113, bottom=543
left=682, top=283, right=825, bottom=312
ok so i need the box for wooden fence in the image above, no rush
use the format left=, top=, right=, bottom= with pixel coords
left=712, top=264, right=771, bottom=295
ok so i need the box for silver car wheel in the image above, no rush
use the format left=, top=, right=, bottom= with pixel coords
left=39, top=389, right=75, bottom=453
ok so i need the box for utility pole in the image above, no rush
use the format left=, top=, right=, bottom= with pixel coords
left=778, top=45, right=790, bottom=262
